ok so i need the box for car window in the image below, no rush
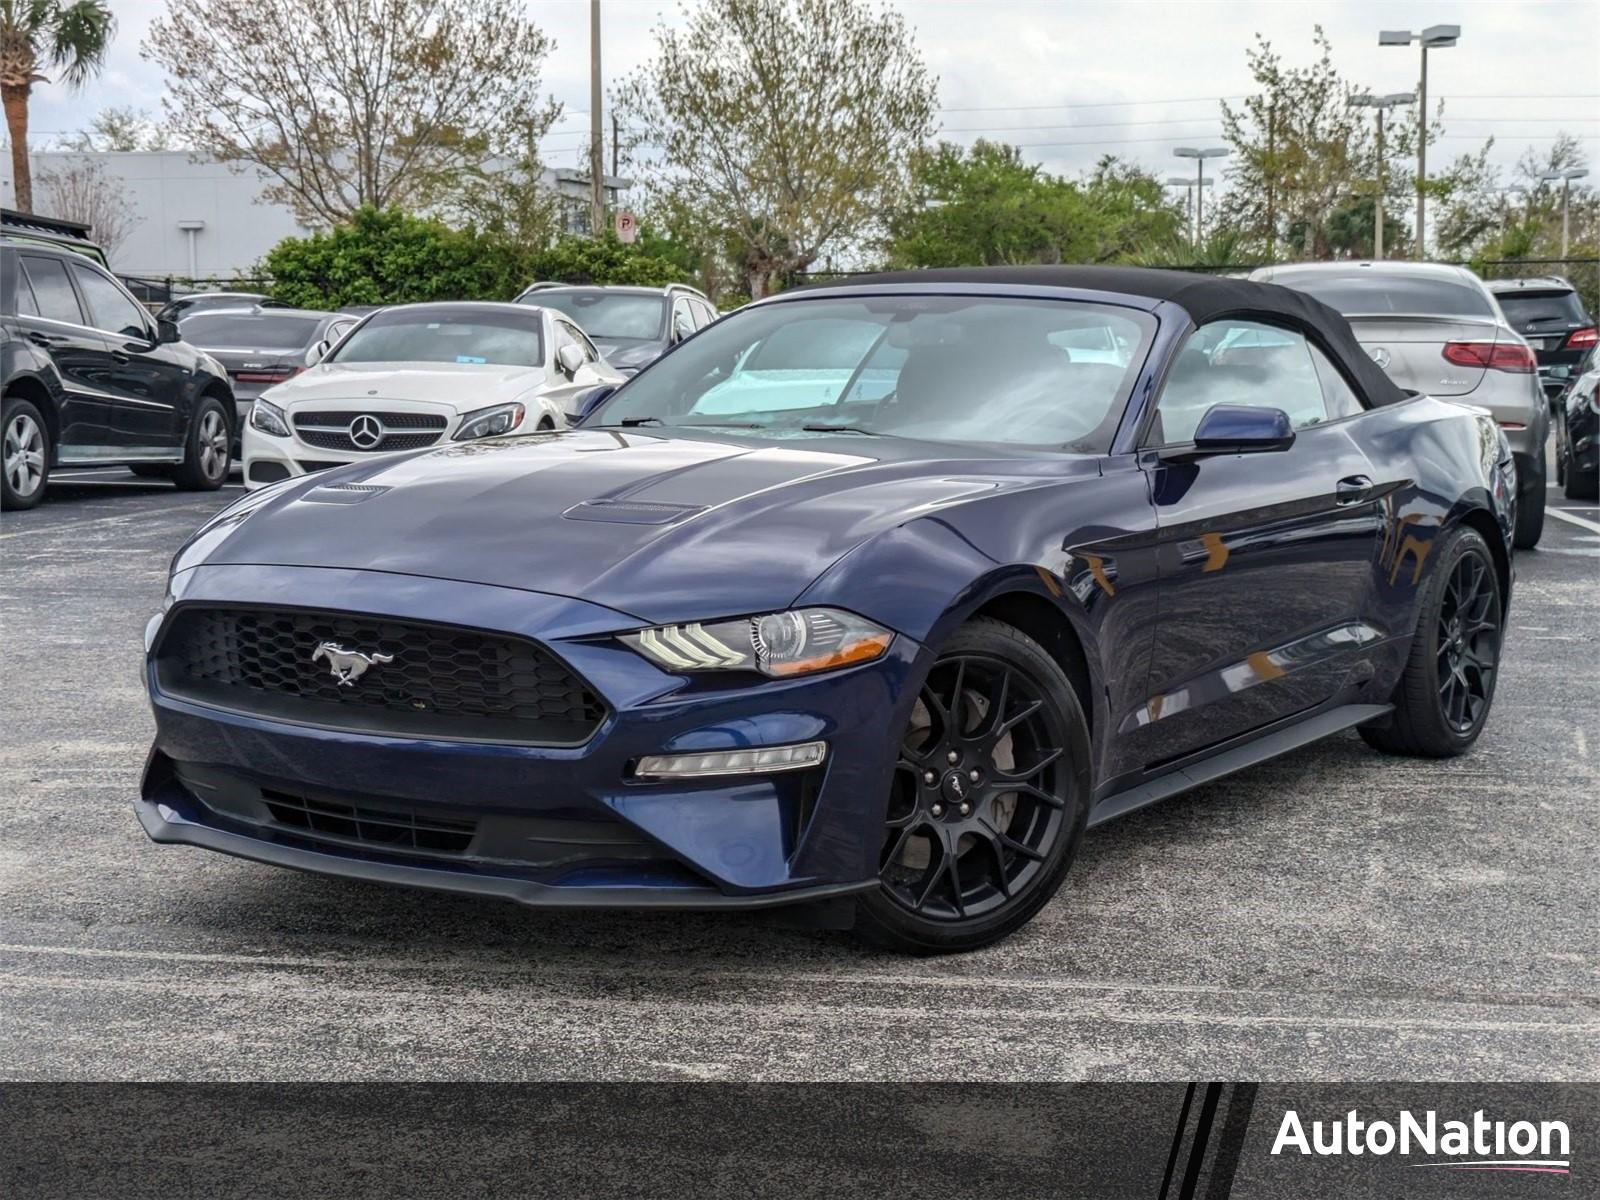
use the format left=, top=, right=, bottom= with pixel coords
left=20, top=256, right=87, bottom=326
left=1269, top=271, right=1495, bottom=319
left=179, top=312, right=324, bottom=349
left=595, top=295, right=1157, bottom=453
left=70, top=264, right=150, bottom=338
left=14, top=268, right=40, bottom=317
left=1151, top=319, right=1330, bottom=444
left=1494, top=290, right=1588, bottom=330
left=556, top=320, right=598, bottom=362
left=1308, top=343, right=1366, bottom=420
left=671, top=302, right=695, bottom=341
left=328, top=308, right=544, bottom=367
left=524, top=290, right=666, bottom=341
left=691, top=299, right=717, bottom=328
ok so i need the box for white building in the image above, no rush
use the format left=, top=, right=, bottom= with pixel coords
left=0, top=150, right=631, bottom=278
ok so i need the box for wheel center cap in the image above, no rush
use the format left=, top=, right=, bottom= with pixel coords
left=940, top=770, right=972, bottom=806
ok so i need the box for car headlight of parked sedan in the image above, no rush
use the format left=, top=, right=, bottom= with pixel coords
left=623, top=608, right=892, bottom=677
left=453, top=402, right=526, bottom=441
left=248, top=397, right=290, bottom=437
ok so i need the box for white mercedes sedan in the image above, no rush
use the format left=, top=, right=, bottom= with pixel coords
left=242, top=301, right=625, bottom=489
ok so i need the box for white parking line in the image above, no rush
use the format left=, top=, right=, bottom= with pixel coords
left=1546, top=507, right=1600, bottom=535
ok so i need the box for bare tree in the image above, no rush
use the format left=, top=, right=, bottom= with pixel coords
left=35, top=154, right=139, bottom=259
left=58, top=104, right=176, bottom=151
left=144, top=0, right=560, bottom=226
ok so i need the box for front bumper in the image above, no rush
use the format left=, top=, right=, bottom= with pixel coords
left=141, top=564, right=919, bottom=907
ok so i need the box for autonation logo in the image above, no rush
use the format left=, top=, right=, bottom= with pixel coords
left=1272, top=1108, right=1572, bottom=1175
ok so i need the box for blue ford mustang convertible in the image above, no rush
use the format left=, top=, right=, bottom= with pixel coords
left=139, top=267, right=1517, bottom=953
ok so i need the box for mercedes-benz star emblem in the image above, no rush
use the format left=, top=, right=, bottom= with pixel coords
left=348, top=414, right=384, bottom=450
left=1368, top=347, right=1391, bottom=370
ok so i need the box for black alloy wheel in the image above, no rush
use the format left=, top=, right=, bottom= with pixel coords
left=1361, top=527, right=1503, bottom=758
left=856, top=619, right=1090, bottom=954
left=1434, top=550, right=1502, bottom=735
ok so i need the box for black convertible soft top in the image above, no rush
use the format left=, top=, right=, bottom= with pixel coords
left=807, top=265, right=1410, bottom=408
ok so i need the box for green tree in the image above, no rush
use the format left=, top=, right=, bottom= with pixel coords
left=145, top=0, right=559, bottom=227
left=528, top=235, right=686, bottom=287
left=1218, top=28, right=1393, bottom=261
left=60, top=104, right=175, bottom=152
left=260, top=207, right=525, bottom=308
left=0, top=0, right=116, bottom=212
left=886, top=142, right=1181, bottom=268
left=618, top=0, right=937, bottom=298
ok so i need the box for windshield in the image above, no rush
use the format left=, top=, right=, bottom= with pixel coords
left=591, top=295, right=1155, bottom=452
left=179, top=312, right=322, bottom=350
left=1273, top=271, right=1495, bottom=319
left=329, top=307, right=544, bottom=367
left=1494, top=290, right=1588, bottom=328
left=523, top=290, right=666, bottom=341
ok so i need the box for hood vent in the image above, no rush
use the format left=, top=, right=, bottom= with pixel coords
left=562, top=498, right=706, bottom=526
left=302, top=483, right=391, bottom=504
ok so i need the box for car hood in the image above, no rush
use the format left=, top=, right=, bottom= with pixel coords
left=592, top=339, right=667, bottom=370
left=266, top=361, right=546, bottom=408
left=179, top=430, right=1064, bottom=624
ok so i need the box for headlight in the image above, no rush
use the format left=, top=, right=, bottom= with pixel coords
left=249, top=397, right=289, bottom=437
left=453, top=402, right=526, bottom=441
left=623, top=608, right=892, bottom=678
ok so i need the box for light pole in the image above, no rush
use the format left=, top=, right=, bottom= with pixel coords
left=589, top=0, right=605, bottom=238
left=1173, top=147, right=1228, bottom=244
left=1351, top=92, right=1415, bottom=260
left=1542, top=168, right=1590, bottom=259
left=1379, top=24, right=1459, bottom=258
left=1165, top=175, right=1211, bottom=242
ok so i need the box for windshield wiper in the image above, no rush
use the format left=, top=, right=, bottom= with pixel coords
left=800, top=422, right=887, bottom=436
left=617, top=416, right=664, bottom=426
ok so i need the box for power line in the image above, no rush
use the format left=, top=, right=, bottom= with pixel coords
left=933, top=92, right=1599, bottom=114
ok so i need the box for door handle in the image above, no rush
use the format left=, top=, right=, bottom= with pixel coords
left=1335, top=475, right=1373, bottom=505
left=111, top=350, right=131, bottom=363
left=27, top=331, right=66, bottom=347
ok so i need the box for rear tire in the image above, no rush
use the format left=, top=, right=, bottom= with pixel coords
left=1360, top=527, right=1503, bottom=758
left=172, top=397, right=231, bottom=491
left=2, top=396, right=51, bottom=511
left=854, top=618, right=1092, bottom=955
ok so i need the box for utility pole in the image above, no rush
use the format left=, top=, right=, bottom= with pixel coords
left=1352, top=92, right=1415, bottom=260
left=611, top=112, right=620, bottom=179
left=1380, top=24, right=1460, bottom=258
left=589, top=0, right=605, bottom=238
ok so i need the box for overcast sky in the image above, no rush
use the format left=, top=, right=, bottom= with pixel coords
left=25, top=0, right=1600, bottom=189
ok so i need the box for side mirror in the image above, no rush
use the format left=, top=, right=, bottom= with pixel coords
left=567, top=384, right=615, bottom=426
left=157, top=318, right=182, bottom=344
left=556, top=343, right=585, bottom=378
left=1185, top=404, right=1295, bottom=456
left=305, top=339, right=330, bottom=368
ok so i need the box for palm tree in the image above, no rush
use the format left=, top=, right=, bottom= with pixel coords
left=1, top=0, right=116, bottom=213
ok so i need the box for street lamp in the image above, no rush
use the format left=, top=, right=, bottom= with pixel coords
left=1173, top=147, right=1228, bottom=243
left=1542, top=168, right=1590, bottom=258
left=1164, top=175, right=1211, bottom=238
left=1380, top=23, right=1460, bottom=258
left=1351, top=92, right=1415, bottom=259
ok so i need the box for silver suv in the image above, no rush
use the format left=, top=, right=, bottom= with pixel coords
left=1251, top=261, right=1548, bottom=549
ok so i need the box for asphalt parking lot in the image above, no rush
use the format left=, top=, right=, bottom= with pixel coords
left=1, top=467, right=1597, bottom=1082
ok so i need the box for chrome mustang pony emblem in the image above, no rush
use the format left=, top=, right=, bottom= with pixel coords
left=311, top=641, right=394, bottom=686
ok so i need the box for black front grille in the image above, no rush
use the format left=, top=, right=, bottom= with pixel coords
left=261, top=788, right=476, bottom=854
left=292, top=410, right=447, bottom=453
left=157, top=606, right=606, bottom=745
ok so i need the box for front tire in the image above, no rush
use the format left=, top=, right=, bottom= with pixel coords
left=1361, top=527, right=1503, bottom=758
left=172, top=397, right=231, bottom=491
left=855, top=619, right=1092, bottom=955
left=2, top=397, right=51, bottom=511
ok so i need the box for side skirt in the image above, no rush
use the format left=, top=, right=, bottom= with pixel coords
left=1087, top=702, right=1391, bottom=828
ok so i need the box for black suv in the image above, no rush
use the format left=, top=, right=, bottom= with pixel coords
left=513, top=282, right=717, bottom=375
left=1486, top=276, right=1597, bottom=402
left=2, top=240, right=237, bottom=510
